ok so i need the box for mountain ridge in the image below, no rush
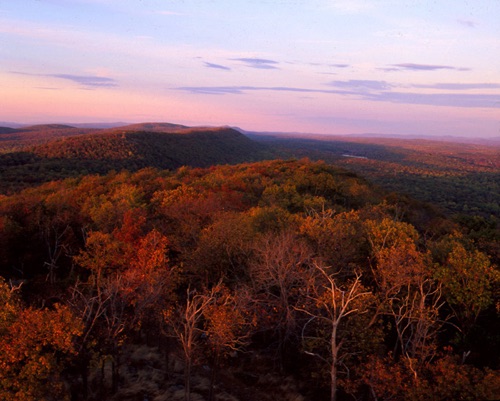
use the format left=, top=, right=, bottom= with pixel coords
left=0, top=124, right=274, bottom=193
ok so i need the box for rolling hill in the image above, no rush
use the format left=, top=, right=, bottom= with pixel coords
left=32, top=126, right=270, bottom=165
left=0, top=126, right=498, bottom=401
left=2, top=121, right=498, bottom=221
left=0, top=127, right=17, bottom=135
left=0, top=124, right=97, bottom=152
left=0, top=124, right=273, bottom=193
left=247, top=132, right=500, bottom=218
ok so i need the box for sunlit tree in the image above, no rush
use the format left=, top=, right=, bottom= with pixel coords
left=0, top=279, right=83, bottom=401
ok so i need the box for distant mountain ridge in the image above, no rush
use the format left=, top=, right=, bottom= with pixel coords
left=245, top=130, right=500, bottom=146
left=100, top=122, right=189, bottom=133
left=0, top=123, right=274, bottom=193
left=3, top=122, right=499, bottom=145
left=0, top=124, right=97, bottom=147
left=0, top=127, right=17, bottom=135
left=20, top=124, right=76, bottom=131
left=32, top=125, right=269, bottom=165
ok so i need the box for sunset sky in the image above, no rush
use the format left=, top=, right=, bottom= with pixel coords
left=1, top=0, right=499, bottom=137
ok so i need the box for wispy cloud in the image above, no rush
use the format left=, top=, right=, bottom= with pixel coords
left=457, top=19, right=477, bottom=28
left=413, top=83, right=500, bottom=90
left=11, top=71, right=118, bottom=88
left=49, top=74, right=117, bottom=87
left=231, top=58, right=280, bottom=69
left=328, top=80, right=392, bottom=91
left=177, top=87, right=244, bottom=95
left=204, top=62, right=231, bottom=71
left=176, top=85, right=354, bottom=96
left=363, top=91, right=500, bottom=108
left=387, top=63, right=470, bottom=72
left=176, top=83, right=500, bottom=108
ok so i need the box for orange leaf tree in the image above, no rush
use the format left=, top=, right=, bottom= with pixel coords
left=0, top=279, right=83, bottom=401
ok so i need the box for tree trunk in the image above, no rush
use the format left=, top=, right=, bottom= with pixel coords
left=76, top=352, right=92, bottom=401
left=99, top=357, right=106, bottom=398
left=208, top=352, right=220, bottom=401
left=112, top=353, right=120, bottom=394
left=184, top=358, right=191, bottom=401
left=81, top=362, right=89, bottom=400
left=330, top=322, right=338, bottom=401
left=330, top=361, right=337, bottom=401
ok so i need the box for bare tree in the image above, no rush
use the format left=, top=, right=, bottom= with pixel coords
left=298, top=263, right=372, bottom=401
left=43, top=224, right=72, bottom=284
left=249, top=231, right=313, bottom=368
left=68, top=276, right=111, bottom=399
left=366, top=218, right=446, bottom=372
left=165, top=285, right=215, bottom=401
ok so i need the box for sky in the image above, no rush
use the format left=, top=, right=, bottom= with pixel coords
left=1, top=0, right=499, bottom=137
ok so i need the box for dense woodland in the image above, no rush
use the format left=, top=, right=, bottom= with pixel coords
left=0, top=125, right=270, bottom=194
left=249, top=133, right=500, bottom=217
left=0, top=125, right=499, bottom=400
left=250, top=133, right=500, bottom=267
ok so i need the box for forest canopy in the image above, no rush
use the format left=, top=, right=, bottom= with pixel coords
left=0, top=159, right=498, bottom=401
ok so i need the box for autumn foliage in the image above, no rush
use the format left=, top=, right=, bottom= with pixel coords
left=0, top=159, right=498, bottom=400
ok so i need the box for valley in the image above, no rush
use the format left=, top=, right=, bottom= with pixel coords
left=0, top=122, right=498, bottom=401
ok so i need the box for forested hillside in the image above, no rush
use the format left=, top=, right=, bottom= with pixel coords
left=0, top=124, right=97, bottom=151
left=249, top=133, right=500, bottom=264
left=248, top=133, right=499, bottom=217
left=1, top=159, right=498, bottom=401
left=0, top=125, right=272, bottom=193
